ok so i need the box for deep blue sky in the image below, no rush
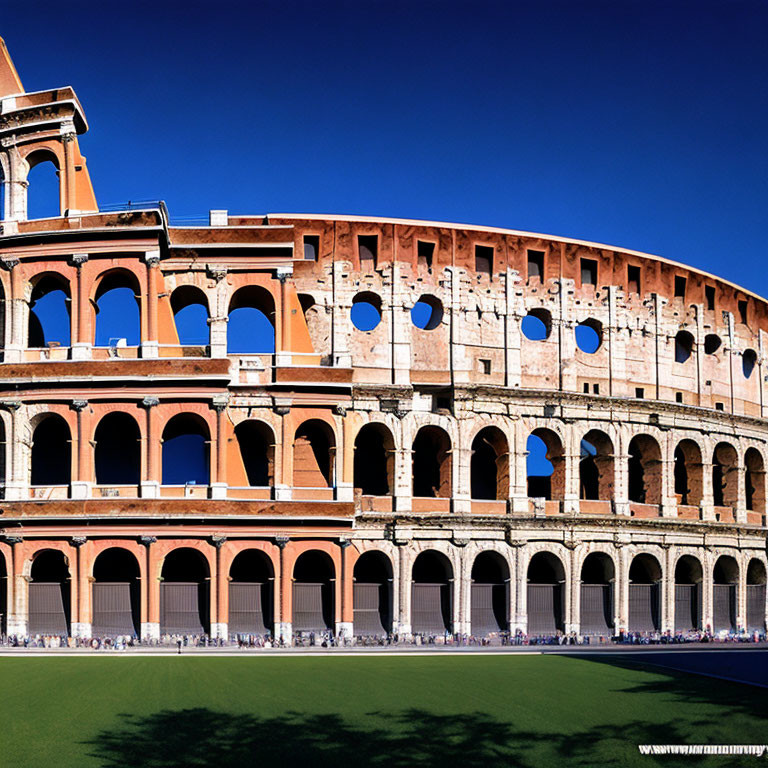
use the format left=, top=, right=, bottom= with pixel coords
left=5, top=1, right=768, bottom=295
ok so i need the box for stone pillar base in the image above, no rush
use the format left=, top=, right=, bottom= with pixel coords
left=335, top=621, right=353, bottom=639
left=70, top=481, right=92, bottom=499
left=274, top=485, right=292, bottom=501
left=6, top=616, right=27, bottom=636
left=274, top=622, right=292, bottom=644
left=210, top=342, right=228, bottom=359
left=335, top=483, right=353, bottom=502
left=563, top=498, right=579, bottom=515
left=614, top=501, right=631, bottom=517
left=72, top=622, right=92, bottom=638
left=141, top=622, right=160, bottom=641
left=210, top=622, right=227, bottom=640
left=141, top=481, right=160, bottom=499
left=210, top=483, right=227, bottom=500
left=70, top=343, right=92, bottom=361
left=395, top=622, right=412, bottom=636
left=274, top=352, right=292, bottom=367
left=3, top=346, right=23, bottom=364
left=452, top=497, right=471, bottom=515
left=4, top=482, right=26, bottom=501
left=141, top=341, right=159, bottom=359
left=509, top=496, right=529, bottom=515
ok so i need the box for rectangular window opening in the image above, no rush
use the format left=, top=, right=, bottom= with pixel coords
left=479, top=359, right=492, bottom=375
left=738, top=299, right=749, bottom=325
left=705, top=285, right=716, bottom=311
left=592, top=383, right=599, bottom=394
left=628, top=265, right=641, bottom=295
left=674, top=275, right=687, bottom=299
left=417, top=240, right=434, bottom=272
left=527, top=250, right=544, bottom=281
left=675, top=392, right=683, bottom=403
left=475, top=245, right=493, bottom=277
left=358, top=235, right=378, bottom=270
left=581, top=258, right=598, bottom=286
left=303, top=235, right=319, bottom=261
left=583, top=383, right=590, bottom=394
left=715, top=402, right=724, bottom=411
left=635, top=387, right=645, bottom=399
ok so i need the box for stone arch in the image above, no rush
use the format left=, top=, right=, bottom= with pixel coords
left=527, top=428, right=564, bottom=500
left=29, top=548, right=71, bottom=636
left=674, top=439, right=703, bottom=507
left=293, top=418, right=336, bottom=488
left=92, top=268, right=142, bottom=347
left=292, top=550, right=336, bottom=633
left=24, top=148, right=61, bottom=219
left=470, top=426, right=509, bottom=501
left=674, top=554, right=703, bottom=632
left=30, top=412, right=71, bottom=488
left=228, top=285, right=276, bottom=354
left=411, top=550, right=453, bottom=634
left=234, top=420, right=275, bottom=487
left=712, top=554, right=739, bottom=633
left=579, top=551, right=615, bottom=635
left=412, top=425, right=452, bottom=498
left=353, top=550, right=393, bottom=637
left=94, top=412, right=141, bottom=486
left=712, top=442, right=738, bottom=509
left=91, top=547, right=141, bottom=637
left=744, top=447, right=765, bottom=514
left=170, top=285, right=210, bottom=346
left=470, top=550, right=509, bottom=635
left=354, top=422, right=395, bottom=496
left=27, top=271, right=72, bottom=348
left=161, top=413, right=211, bottom=486
left=229, top=548, right=274, bottom=636
left=746, top=558, right=766, bottom=632
left=160, top=546, right=211, bottom=635
left=628, top=553, right=662, bottom=632
left=627, top=434, right=662, bottom=505
left=579, top=429, right=614, bottom=501
left=526, top=551, right=565, bottom=635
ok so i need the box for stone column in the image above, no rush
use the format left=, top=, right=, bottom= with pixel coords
left=616, top=545, right=629, bottom=633
left=700, top=460, right=716, bottom=522
left=142, top=250, right=160, bottom=359
left=274, top=536, right=291, bottom=643
left=613, top=429, right=630, bottom=517
left=452, top=446, right=472, bottom=515
left=141, top=397, right=160, bottom=498
left=331, top=262, right=351, bottom=367
left=273, top=405, right=292, bottom=501
left=390, top=259, right=411, bottom=386
left=2, top=401, right=24, bottom=500
left=275, top=269, right=293, bottom=367
left=734, top=460, right=747, bottom=525
left=210, top=396, right=229, bottom=500
left=511, top=541, right=527, bottom=634
left=207, top=267, right=229, bottom=358
left=70, top=400, right=91, bottom=499
left=3, top=258, right=23, bottom=363
left=397, top=545, right=412, bottom=636
left=337, top=538, right=353, bottom=638
left=210, top=537, right=226, bottom=640
left=701, top=552, right=714, bottom=633
left=140, top=536, right=160, bottom=640
left=70, top=254, right=92, bottom=360
left=566, top=545, right=579, bottom=634
left=661, top=545, right=674, bottom=633
left=71, top=536, right=90, bottom=638
left=510, top=420, right=530, bottom=515
left=504, top=269, right=522, bottom=388
left=336, top=407, right=353, bottom=502
left=4, top=536, right=26, bottom=636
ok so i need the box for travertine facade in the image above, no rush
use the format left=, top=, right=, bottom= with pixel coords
left=0, top=39, right=764, bottom=642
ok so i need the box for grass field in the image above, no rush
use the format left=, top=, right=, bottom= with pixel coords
left=2, top=654, right=766, bottom=767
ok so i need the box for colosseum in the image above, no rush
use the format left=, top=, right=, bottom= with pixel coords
left=0, top=38, right=765, bottom=644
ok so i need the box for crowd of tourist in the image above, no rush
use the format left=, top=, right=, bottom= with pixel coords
left=1, top=626, right=765, bottom=651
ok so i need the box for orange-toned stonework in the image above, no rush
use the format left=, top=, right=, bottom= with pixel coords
left=0, top=39, right=765, bottom=642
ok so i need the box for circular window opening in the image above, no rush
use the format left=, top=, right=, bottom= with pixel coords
left=351, top=292, right=382, bottom=331
left=575, top=320, right=602, bottom=354
left=704, top=334, right=722, bottom=355
left=743, top=348, right=757, bottom=379
left=521, top=309, right=552, bottom=341
left=411, top=295, right=443, bottom=331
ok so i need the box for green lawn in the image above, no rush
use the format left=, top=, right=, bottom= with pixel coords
left=2, top=654, right=766, bottom=767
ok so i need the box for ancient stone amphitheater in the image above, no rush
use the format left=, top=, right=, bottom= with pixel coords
left=0, top=39, right=765, bottom=643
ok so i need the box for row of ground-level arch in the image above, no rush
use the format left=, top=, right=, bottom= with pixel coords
left=20, top=413, right=768, bottom=517
left=5, top=545, right=766, bottom=639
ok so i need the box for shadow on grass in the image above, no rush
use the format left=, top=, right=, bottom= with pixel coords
left=84, top=698, right=764, bottom=768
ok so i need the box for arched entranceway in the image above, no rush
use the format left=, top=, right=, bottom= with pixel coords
left=746, top=559, right=766, bottom=632
left=160, top=549, right=210, bottom=636
left=527, top=552, right=565, bottom=635
left=713, top=555, right=738, bottom=633
left=470, top=551, right=509, bottom=636
left=526, top=429, right=564, bottom=500
left=352, top=551, right=392, bottom=637
left=292, top=551, right=335, bottom=633
left=470, top=427, right=509, bottom=501
left=579, top=431, right=614, bottom=501
left=580, top=553, right=614, bottom=635
left=628, top=554, right=661, bottom=632
left=29, top=550, right=71, bottom=636
left=412, top=426, right=452, bottom=498
left=628, top=436, right=662, bottom=505
left=229, top=550, right=274, bottom=636
left=94, top=413, right=141, bottom=487
left=674, top=555, right=702, bottom=632
left=31, top=414, right=71, bottom=489
left=411, top=551, right=453, bottom=634
left=92, top=548, right=141, bottom=637
left=353, top=424, right=395, bottom=496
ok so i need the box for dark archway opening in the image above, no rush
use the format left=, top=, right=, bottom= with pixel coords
left=229, top=550, right=274, bottom=637
left=746, top=559, right=766, bottom=632
left=471, top=427, right=509, bottom=501
left=171, top=286, right=210, bottom=348
left=526, top=552, right=565, bottom=635
left=293, top=420, right=335, bottom=488
left=412, top=551, right=453, bottom=634
left=228, top=286, right=276, bottom=354
left=92, top=548, right=141, bottom=637
left=412, top=426, right=452, bottom=498
left=579, top=430, right=614, bottom=501
left=29, top=550, right=71, bottom=635
left=580, top=553, right=615, bottom=635
left=31, top=415, right=71, bottom=487
left=28, top=274, right=71, bottom=348
left=527, top=429, right=563, bottom=500
left=628, top=435, right=661, bottom=505
left=712, top=443, right=738, bottom=509
left=162, top=414, right=210, bottom=486
left=94, top=413, right=141, bottom=486
left=235, top=421, right=274, bottom=487
left=713, top=556, right=738, bottom=633
left=292, top=551, right=335, bottom=633
left=745, top=448, right=765, bottom=513
left=353, top=551, right=392, bottom=637
left=471, top=551, right=509, bottom=636
left=354, top=424, right=394, bottom=496
left=628, top=554, right=661, bottom=632
left=674, top=555, right=702, bottom=632
left=160, top=548, right=210, bottom=636
left=94, top=271, right=141, bottom=347
left=26, top=154, right=60, bottom=220
left=0, top=553, right=6, bottom=635
left=674, top=440, right=703, bottom=506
